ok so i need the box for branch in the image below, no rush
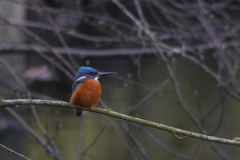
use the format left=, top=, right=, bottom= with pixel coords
left=4, top=107, right=60, bottom=160
left=0, top=144, right=31, bottom=160
left=1, top=99, right=240, bottom=147
left=0, top=43, right=156, bottom=56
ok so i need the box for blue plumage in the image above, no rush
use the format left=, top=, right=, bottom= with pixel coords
left=75, top=67, right=98, bottom=80
left=72, top=81, right=81, bottom=93
left=72, top=67, right=98, bottom=92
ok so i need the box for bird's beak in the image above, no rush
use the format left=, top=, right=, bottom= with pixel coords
left=98, top=72, right=116, bottom=77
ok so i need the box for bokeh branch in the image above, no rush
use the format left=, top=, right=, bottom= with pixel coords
left=0, top=143, right=31, bottom=160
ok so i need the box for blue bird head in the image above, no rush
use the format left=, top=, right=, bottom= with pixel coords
left=75, top=66, right=98, bottom=81
left=72, top=66, right=116, bottom=92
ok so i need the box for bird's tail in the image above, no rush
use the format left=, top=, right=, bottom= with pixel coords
left=76, top=109, right=83, bottom=117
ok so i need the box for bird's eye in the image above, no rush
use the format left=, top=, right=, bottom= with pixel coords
left=90, top=72, right=97, bottom=76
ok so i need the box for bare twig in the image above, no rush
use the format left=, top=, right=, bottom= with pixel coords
left=0, top=144, right=31, bottom=160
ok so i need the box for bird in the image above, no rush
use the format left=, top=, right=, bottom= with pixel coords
left=70, top=66, right=116, bottom=116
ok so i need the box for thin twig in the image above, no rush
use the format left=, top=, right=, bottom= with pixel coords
left=80, top=126, right=106, bottom=160
left=0, top=144, right=31, bottom=160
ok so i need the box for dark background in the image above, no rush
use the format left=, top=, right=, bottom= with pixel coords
left=0, top=0, right=240, bottom=160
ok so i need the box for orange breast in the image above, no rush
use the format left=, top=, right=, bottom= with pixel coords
left=70, top=79, right=101, bottom=107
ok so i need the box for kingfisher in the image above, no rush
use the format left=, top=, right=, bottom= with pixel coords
left=70, top=66, right=116, bottom=116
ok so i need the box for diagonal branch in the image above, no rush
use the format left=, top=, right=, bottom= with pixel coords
left=0, top=143, right=31, bottom=160
left=1, top=99, right=240, bottom=147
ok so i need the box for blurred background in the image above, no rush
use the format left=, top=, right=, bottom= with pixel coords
left=0, top=0, right=240, bottom=159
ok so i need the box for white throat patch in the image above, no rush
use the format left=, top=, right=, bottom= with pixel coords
left=94, top=77, right=99, bottom=80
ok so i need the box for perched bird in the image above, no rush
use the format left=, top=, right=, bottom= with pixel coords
left=70, top=66, right=116, bottom=116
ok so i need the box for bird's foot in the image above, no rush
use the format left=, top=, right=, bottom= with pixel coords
left=90, top=106, right=93, bottom=111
